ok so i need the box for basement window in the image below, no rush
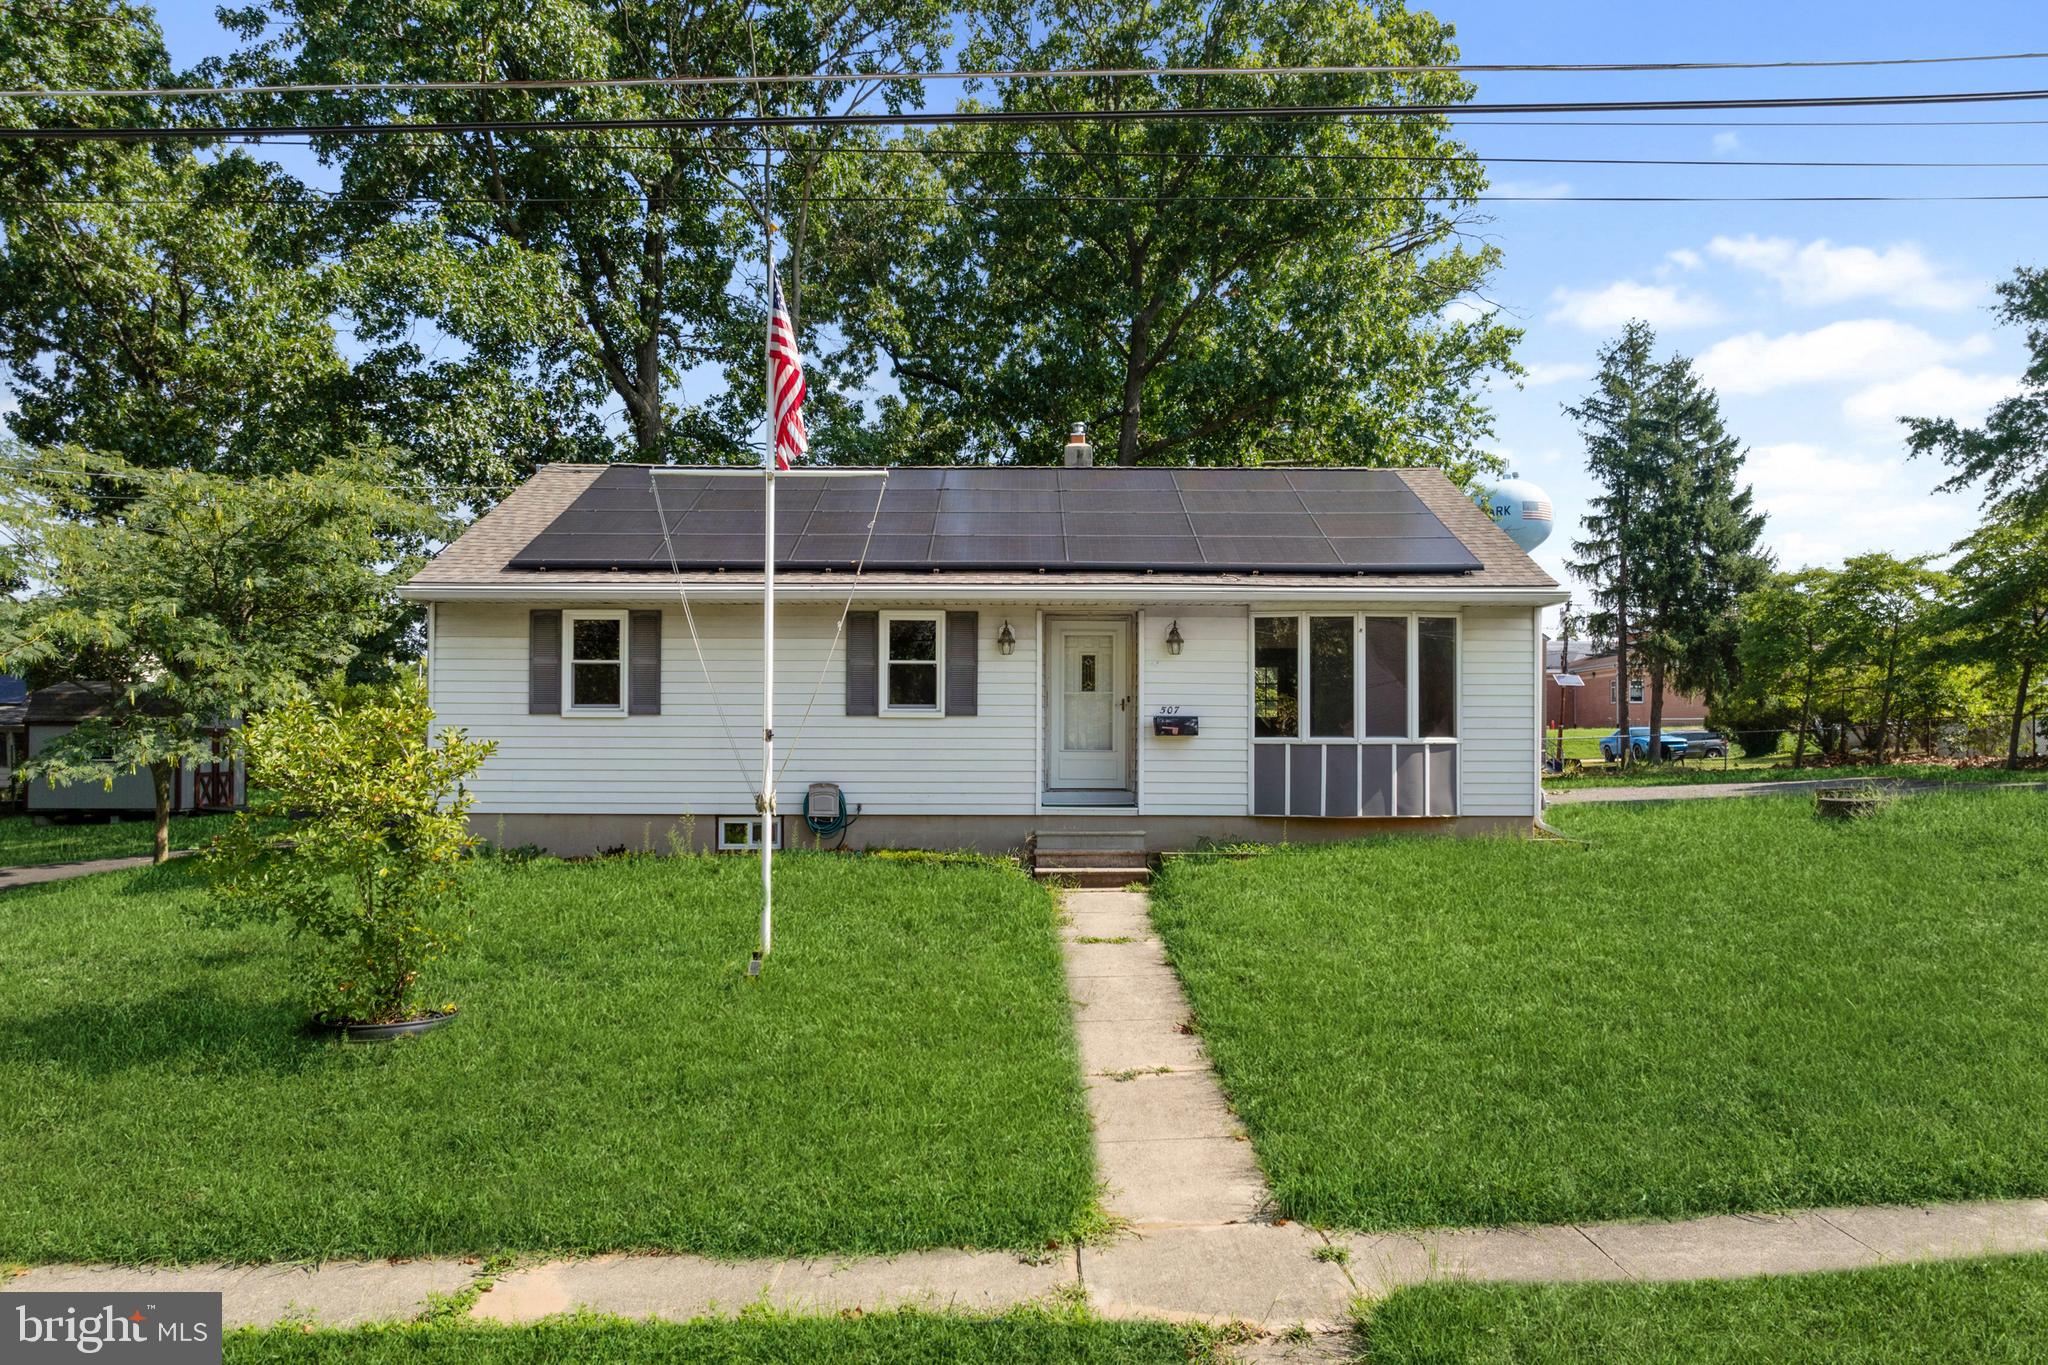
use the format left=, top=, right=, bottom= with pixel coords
left=716, top=817, right=782, bottom=852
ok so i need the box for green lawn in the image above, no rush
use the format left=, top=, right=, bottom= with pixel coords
left=1362, top=1255, right=2048, bottom=1363
left=225, top=1308, right=1218, bottom=1365
left=1150, top=791, right=2048, bottom=1232
left=0, top=811, right=241, bottom=868
left=1546, top=757, right=2044, bottom=790
left=0, top=852, right=1095, bottom=1263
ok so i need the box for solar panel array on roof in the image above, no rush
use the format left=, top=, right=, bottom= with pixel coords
left=506, top=466, right=1484, bottom=575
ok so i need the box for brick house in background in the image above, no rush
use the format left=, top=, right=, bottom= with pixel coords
left=1544, top=643, right=1709, bottom=729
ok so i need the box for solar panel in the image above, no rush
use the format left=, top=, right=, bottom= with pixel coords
left=505, top=465, right=1484, bottom=575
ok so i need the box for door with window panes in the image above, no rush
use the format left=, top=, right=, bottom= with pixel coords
left=1047, top=619, right=1130, bottom=790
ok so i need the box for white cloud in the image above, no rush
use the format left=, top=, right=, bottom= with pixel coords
left=1841, top=365, right=2016, bottom=432
left=1744, top=441, right=1973, bottom=567
left=1547, top=281, right=1724, bottom=330
left=1696, top=320, right=1993, bottom=395
left=1520, top=362, right=1589, bottom=388
left=1666, top=248, right=1703, bottom=271
left=1705, top=234, right=1980, bottom=311
left=1710, top=131, right=1742, bottom=156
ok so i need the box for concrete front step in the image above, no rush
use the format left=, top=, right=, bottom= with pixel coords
left=1035, top=828, right=1146, bottom=854
left=1036, top=866, right=1151, bottom=888
left=1034, top=849, right=1149, bottom=871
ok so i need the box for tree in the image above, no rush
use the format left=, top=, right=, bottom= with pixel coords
left=205, top=681, right=495, bottom=1027
left=1631, top=355, right=1771, bottom=757
left=1732, top=570, right=1837, bottom=768
left=809, top=0, right=1518, bottom=470
left=0, top=455, right=435, bottom=862
left=1904, top=265, right=2048, bottom=520
left=1565, top=321, right=1664, bottom=762
left=1824, top=553, right=1949, bottom=761
left=225, top=0, right=950, bottom=466
left=1944, top=507, right=2048, bottom=768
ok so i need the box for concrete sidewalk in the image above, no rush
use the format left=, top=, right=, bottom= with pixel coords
left=0, top=848, right=189, bottom=892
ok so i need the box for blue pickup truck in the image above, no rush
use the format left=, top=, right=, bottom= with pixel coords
left=1599, top=727, right=1690, bottom=762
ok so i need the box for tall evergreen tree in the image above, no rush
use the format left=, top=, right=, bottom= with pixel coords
left=1565, top=321, right=1663, bottom=762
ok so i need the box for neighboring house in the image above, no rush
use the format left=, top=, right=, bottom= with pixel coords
left=1551, top=649, right=1709, bottom=729
left=24, top=682, right=245, bottom=817
left=402, top=462, right=1566, bottom=856
left=0, top=675, right=25, bottom=807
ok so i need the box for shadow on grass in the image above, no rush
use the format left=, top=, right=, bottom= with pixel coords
left=4, top=981, right=344, bottom=1080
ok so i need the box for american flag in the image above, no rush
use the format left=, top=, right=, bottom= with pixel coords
left=768, top=276, right=808, bottom=470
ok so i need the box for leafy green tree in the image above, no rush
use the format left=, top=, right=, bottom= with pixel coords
left=224, top=0, right=949, bottom=465
left=1905, top=265, right=2048, bottom=519
left=0, top=454, right=435, bottom=862
left=205, top=681, right=496, bottom=1026
left=1944, top=507, right=2048, bottom=767
left=1566, top=321, right=1663, bottom=760
left=1732, top=569, right=1840, bottom=768
left=807, top=0, right=1517, bottom=469
left=1824, top=553, right=1950, bottom=761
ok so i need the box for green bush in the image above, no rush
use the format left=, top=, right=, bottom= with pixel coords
left=1706, top=699, right=1791, bottom=758
left=202, top=681, right=495, bottom=1025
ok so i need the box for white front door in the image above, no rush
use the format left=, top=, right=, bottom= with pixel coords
left=1048, top=619, right=1129, bottom=790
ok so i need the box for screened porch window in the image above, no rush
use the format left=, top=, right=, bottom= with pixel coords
left=1253, top=616, right=1299, bottom=738
left=1253, top=613, right=1459, bottom=742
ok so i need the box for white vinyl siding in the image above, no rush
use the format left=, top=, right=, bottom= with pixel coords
left=1458, top=606, right=1541, bottom=817
left=432, top=602, right=1035, bottom=816
left=428, top=597, right=1542, bottom=822
left=1140, top=609, right=1253, bottom=816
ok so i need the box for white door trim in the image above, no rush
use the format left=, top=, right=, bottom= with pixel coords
left=1042, top=614, right=1135, bottom=801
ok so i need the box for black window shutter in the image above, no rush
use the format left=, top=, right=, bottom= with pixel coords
left=846, top=611, right=879, bottom=715
left=628, top=610, right=662, bottom=715
left=946, top=611, right=978, bottom=717
left=529, top=610, right=562, bottom=715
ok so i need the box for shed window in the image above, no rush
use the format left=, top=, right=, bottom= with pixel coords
left=881, top=611, right=944, bottom=715
left=1253, top=616, right=1299, bottom=738
left=565, top=612, right=627, bottom=715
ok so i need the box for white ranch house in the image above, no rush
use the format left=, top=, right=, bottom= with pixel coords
left=403, top=462, right=1565, bottom=857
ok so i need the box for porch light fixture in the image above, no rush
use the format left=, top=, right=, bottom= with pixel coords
left=1165, top=620, right=1184, bottom=656
left=997, top=620, right=1017, bottom=655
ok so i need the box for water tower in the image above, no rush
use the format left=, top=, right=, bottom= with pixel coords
left=1473, top=478, right=1554, bottom=553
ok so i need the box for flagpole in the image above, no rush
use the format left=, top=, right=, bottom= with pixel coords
left=757, top=139, right=776, bottom=969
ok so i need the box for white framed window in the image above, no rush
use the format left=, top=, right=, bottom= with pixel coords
left=564, top=610, right=628, bottom=715
left=880, top=610, right=945, bottom=716
left=716, top=816, right=782, bottom=852
left=1629, top=676, right=1645, bottom=704
left=1252, top=612, right=1459, bottom=744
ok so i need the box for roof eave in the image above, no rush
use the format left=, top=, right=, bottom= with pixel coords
left=403, top=578, right=1567, bottom=606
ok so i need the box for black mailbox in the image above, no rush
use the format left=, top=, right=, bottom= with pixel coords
left=1153, top=714, right=1199, bottom=736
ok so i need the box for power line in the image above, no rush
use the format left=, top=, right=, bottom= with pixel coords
left=9, top=193, right=2048, bottom=209
left=9, top=88, right=2048, bottom=141
left=7, top=51, right=2048, bottom=100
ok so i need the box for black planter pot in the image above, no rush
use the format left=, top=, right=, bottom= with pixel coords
left=314, top=1009, right=458, bottom=1043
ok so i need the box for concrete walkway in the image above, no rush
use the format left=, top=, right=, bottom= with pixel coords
left=14, top=882, right=2048, bottom=1342
left=0, top=849, right=187, bottom=892
left=1547, top=776, right=2048, bottom=805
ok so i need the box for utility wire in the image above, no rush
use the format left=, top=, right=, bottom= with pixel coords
left=9, top=88, right=2048, bottom=140
left=9, top=192, right=2048, bottom=208
left=8, top=51, right=2048, bottom=99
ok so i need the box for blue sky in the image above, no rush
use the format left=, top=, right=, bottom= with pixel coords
left=142, top=2, right=2047, bottom=623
